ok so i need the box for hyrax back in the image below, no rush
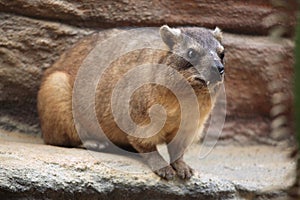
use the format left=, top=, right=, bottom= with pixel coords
left=38, top=25, right=225, bottom=180
left=38, top=33, right=100, bottom=146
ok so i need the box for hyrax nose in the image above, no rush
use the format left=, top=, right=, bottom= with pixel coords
left=217, top=64, right=224, bottom=75
left=214, top=60, right=224, bottom=75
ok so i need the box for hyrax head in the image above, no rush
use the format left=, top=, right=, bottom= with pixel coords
left=159, top=25, right=225, bottom=88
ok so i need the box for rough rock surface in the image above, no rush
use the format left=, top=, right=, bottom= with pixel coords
left=0, top=14, right=91, bottom=102
left=222, top=34, right=294, bottom=138
left=0, top=13, right=92, bottom=133
left=224, top=34, right=294, bottom=118
left=0, top=0, right=297, bottom=36
left=0, top=130, right=295, bottom=199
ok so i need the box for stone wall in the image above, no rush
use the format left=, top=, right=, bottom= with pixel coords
left=0, top=0, right=296, bottom=139
left=0, top=0, right=297, bottom=35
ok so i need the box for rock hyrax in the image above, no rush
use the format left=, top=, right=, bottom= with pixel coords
left=38, top=25, right=225, bottom=180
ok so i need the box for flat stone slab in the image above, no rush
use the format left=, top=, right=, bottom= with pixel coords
left=0, top=130, right=295, bottom=199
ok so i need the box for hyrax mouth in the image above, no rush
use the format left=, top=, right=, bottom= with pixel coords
left=187, top=74, right=223, bottom=89
left=187, top=75, right=207, bottom=87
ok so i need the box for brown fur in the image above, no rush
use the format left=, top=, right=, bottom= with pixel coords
left=38, top=26, right=225, bottom=180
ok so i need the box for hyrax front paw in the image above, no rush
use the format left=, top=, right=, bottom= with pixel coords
left=171, top=160, right=194, bottom=180
left=154, top=165, right=176, bottom=180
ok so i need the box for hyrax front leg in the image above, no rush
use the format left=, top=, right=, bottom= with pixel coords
left=170, top=154, right=194, bottom=180
left=167, top=138, right=194, bottom=179
left=128, top=138, right=176, bottom=180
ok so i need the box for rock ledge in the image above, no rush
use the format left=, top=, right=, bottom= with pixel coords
left=0, top=132, right=295, bottom=199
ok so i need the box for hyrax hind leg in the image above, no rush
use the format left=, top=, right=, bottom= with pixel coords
left=38, top=71, right=81, bottom=147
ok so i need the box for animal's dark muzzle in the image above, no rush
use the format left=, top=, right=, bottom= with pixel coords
left=213, top=60, right=224, bottom=76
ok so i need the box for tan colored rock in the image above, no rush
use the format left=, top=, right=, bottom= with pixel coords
left=0, top=14, right=92, bottom=102
left=219, top=33, right=294, bottom=138
left=0, top=131, right=295, bottom=199
left=223, top=33, right=294, bottom=118
left=0, top=13, right=92, bottom=131
left=0, top=0, right=297, bottom=36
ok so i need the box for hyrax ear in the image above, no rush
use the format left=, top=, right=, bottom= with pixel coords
left=212, top=27, right=223, bottom=42
left=159, top=25, right=182, bottom=49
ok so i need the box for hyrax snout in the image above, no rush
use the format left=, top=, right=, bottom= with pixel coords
left=38, top=25, right=225, bottom=180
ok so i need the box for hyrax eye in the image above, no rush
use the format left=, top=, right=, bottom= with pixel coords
left=187, top=48, right=196, bottom=59
left=219, top=51, right=225, bottom=60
